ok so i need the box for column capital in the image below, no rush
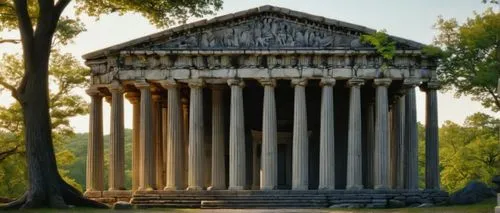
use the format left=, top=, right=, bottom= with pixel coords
left=227, top=79, right=245, bottom=87
left=158, top=79, right=179, bottom=89
left=152, top=93, right=163, bottom=102
left=105, top=96, right=112, bottom=104
left=291, top=78, right=308, bottom=87
left=420, top=80, right=441, bottom=92
left=403, top=78, right=421, bottom=88
left=125, top=92, right=140, bottom=104
left=108, top=80, right=124, bottom=93
left=134, top=80, right=150, bottom=89
left=373, top=78, right=392, bottom=87
left=346, top=78, right=364, bottom=87
left=188, top=79, right=205, bottom=88
left=259, top=78, right=276, bottom=87
left=86, top=87, right=102, bottom=97
left=320, top=78, right=336, bottom=87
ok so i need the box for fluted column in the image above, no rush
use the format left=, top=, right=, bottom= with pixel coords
left=260, top=79, right=277, bottom=190
left=209, top=85, right=226, bottom=190
left=365, top=102, right=375, bottom=189
left=373, top=78, right=392, bottom=190
left=404, top=79, right=419, bottom=190
left=228, top=79, right=246, bottom=190
left=108, top=81, right=125, bottom=190
left=182, top=98, right=189, bottom=188
left=136, top=81, right=154, bottom=191
left=319, top=78, right=336, bottom=190
left=346, top=78, right=364, bottom=190
left=85, top=88, right=104, bottom=192
left=394, top=95, right=406, bottom=189
left=160, top=80, right=183, bottom=190
left=125, top=92, right=140, bottom=191
left=422, top=81, right=440, bottom=190
left=161, top=98, right=168, bottom=189
left=152, top=93, right=163, bottom=189
left=291, top=78, right=308, bottom=190
left=187, top=79, right=205, bottom=190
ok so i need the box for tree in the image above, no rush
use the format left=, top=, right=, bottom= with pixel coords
left=438, top=113, right=500, bottom=192
left=0, top=0, right=222, bottom=209
left=0, top=52, right=88, bottom=198
left=431, top=9, right=500, bottom=111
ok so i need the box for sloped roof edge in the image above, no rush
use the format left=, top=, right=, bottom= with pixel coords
left=82, top=5, right=425, bottom=60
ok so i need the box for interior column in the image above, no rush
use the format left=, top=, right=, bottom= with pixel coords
left=209, top=84, right=227, bottom=190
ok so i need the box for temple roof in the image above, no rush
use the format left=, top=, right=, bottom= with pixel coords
left=83, top=5, right=425, bottom=60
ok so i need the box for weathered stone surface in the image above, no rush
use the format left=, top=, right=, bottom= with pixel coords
left=450, top=181, right=496, bottom=204
left=84, top=190, right=103, bottom=198
left=388, top=199, right=405, bottom=208
left=406, top=196, right=422, bottom=204
left=113, top=201, right=133, bottom=210
left=417, top=203, right=434, bottom=208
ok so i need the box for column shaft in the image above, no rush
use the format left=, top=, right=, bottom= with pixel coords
left=187, top=80, right=205, bottom=190
left=319, top=78, right=336, bottom=190
left=228, top=79, right=246, bottom=190
left=152, top=94, right=162, bottom=189
left=365, top=102, right=375, bottom=189
left=395, top=96, right=406, bottom=189
left=86, top=88, right=104, bottom=192
left=210, top=86, right=226, bottom=190
left=109, top=82, right=125, bottom=190
left=373, top=78, right=392, bottom=190
left=260, top=79, right=277, bottom=190
left=346, top=78, right=364, bottom=190
left=424, top=83, right=440, bottom=189
left=137, top=81, right=154, bottom=191
left=292, top=78, right=308, bottom=190
left=162, top=80, right=183, bottom=190
left=405, top=86, right=419, bottom=189
left=125, top=92, right=140, bottom=191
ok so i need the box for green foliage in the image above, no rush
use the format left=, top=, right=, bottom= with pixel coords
left=433, top=9, right=500, bottom=111
left=360, top=30, right=396, bottom=72
left=437, top=113, right=500, bottom=192
left=0, top=52, right=89, bottom=198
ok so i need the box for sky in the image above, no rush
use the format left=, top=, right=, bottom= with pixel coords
left=0, top=0, right=498, bottom=134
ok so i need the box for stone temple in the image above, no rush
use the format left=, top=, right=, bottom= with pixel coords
left=82, top=5, right=447, bottom=208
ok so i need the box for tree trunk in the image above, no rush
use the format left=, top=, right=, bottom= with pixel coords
left=1, top=32, right=107, bottom=210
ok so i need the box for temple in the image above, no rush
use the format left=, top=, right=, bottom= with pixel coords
left=82, top=5, right=447, bottom=208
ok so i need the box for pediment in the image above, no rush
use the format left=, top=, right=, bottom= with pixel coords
left=83, top=5, right=424, bottom=60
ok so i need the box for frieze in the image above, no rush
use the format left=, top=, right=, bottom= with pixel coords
left=144, top=15, right=369, bottom=50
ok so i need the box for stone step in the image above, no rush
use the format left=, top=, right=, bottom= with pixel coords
left=201, top=201, right=328, bottom=209
left=136, top=203, right=201, bottom=208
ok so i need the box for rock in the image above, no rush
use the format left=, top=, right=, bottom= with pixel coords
left=450, top=180, right=496, bottom=205
left=388, top=199, right=405, bottom=208
left=492, top=175, right=500, bottom=193
left=417, top=203, right=434, bottom=208
left=406, top=196, right=422, bottom=204
left=113, top=201, right=133, bottom=210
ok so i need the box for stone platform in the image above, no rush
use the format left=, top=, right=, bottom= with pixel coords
left=129, top=190, right=449, bottom=209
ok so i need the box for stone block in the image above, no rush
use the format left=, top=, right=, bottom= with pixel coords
left=366, top=203, right=386, bottom=209
left=113, top=201, right=133, bottom=210
left=95, top=197, right=117, bottom=204
left=387, top=199, right=405, bottom=208
left=103, top=190, right=132, bottom=198
left=84, top=190, right=102, bottom=198
left=406, top=196, right=422, bottom=204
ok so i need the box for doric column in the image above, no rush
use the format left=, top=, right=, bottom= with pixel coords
left=394, top=95, right=406, bottom=189
left=291, top=78, right=308, bottom=190
left=373, top=78, right=392, bottom=190
left=209, top=85, right=226, bottom=190
left=346, top=78, right=364, bottom=190
left=161, top=97, right=168, bottom=189
left=152, top=93, right=163, bottom=189
left=125, top=91, right=140, bottom=191
left=187, top=79, right=205, bottom=190
left=260, top=79, right=277, bottom=190
left=85, top=88, right=104, bottom=192
left=160, top=80, right=183, bottom=190
left=108, top=81, right=125, bottom=190
left=365, top=102, right=375, bottom=189
left=404, top=79, right=419, bottom=190
left=135, top=81, right=154, bottom=191
left=182, top=98, right=189, bottom=188
left=422, top=81, right=440, bottom=190
left=318, top=78, right=336, bottom=190
left=228, top=79, right=246, bottom=190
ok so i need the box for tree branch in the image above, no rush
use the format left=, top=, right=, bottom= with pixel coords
left=0, top=145, right=19, bottom=163
left=13, top=0, right=34, bottom=43
left=54, top=0, right=71, bottom=18
left=485, top=87, right=500, bottom=111
left=0, top=39, right=21, bottom=44
left=0, top=79, right=20, bottom=102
